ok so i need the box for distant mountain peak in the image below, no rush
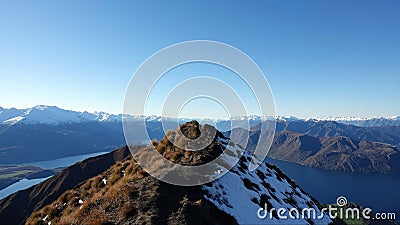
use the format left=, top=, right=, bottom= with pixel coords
left=276, top=115, right=301, bottom=122
left=32, top=105, right=60, bottom=110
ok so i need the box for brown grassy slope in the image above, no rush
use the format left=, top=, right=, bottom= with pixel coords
left=0, top=146, right=131, bottom=225
left=26, top=139, right=238, bottom=225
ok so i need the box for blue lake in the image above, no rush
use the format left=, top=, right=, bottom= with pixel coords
left=24, top=151, right=109, bottom=169
left=265, top=157, right=400, bottom=219
left=0, top=177, right=51, bottom=200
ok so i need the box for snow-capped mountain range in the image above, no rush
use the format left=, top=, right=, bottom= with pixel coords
left=314, top=116, right=400, bottom=127
left=0, top=105, right=120, bottom=125
left=1, top=105, right=399, bottom=127
left=275, top=115, right=400, bottom=127
left=0, top=105, right=271, bottom=126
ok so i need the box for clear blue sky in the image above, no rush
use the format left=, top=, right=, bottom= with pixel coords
left=0, top=0, right=399, bottom=118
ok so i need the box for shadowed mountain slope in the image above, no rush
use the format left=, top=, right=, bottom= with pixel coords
left=0, top=146, right=131, bottom=225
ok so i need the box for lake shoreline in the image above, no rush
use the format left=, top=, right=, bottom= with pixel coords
left=0, top=151, right=110, bottom=198
left=265, top=157, right=400, bottom=221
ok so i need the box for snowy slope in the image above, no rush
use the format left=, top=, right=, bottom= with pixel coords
left=203, top=138, right=332, bottom=224
left=0, top=107, right=25, bottom=123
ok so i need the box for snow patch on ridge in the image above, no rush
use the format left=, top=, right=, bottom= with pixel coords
left=203, top=142, right=332, bottom=224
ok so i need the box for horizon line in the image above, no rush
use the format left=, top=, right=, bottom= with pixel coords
left=0, top=104, right=399, bottom=121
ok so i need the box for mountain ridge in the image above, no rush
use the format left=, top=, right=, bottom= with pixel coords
left=16, top=122, right=332, bottom=225
left=0, top=105, right=120, bottom=125
left=230, top=126, right=400, bottom=174
left=2, top=105, right=399, bottom=127
left=2, top=105, right=400, bottom=173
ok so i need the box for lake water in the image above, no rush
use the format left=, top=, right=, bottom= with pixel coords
left=0, top=177, right=51, bottom=200
left=0, top=151, right=109, bottom=200
left=24, top=151, right=109, bottom=169
left=265, top=157, right=400, bottom=219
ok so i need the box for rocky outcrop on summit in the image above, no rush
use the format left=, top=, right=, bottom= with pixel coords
left=152, top=120, right=226, bottom=166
